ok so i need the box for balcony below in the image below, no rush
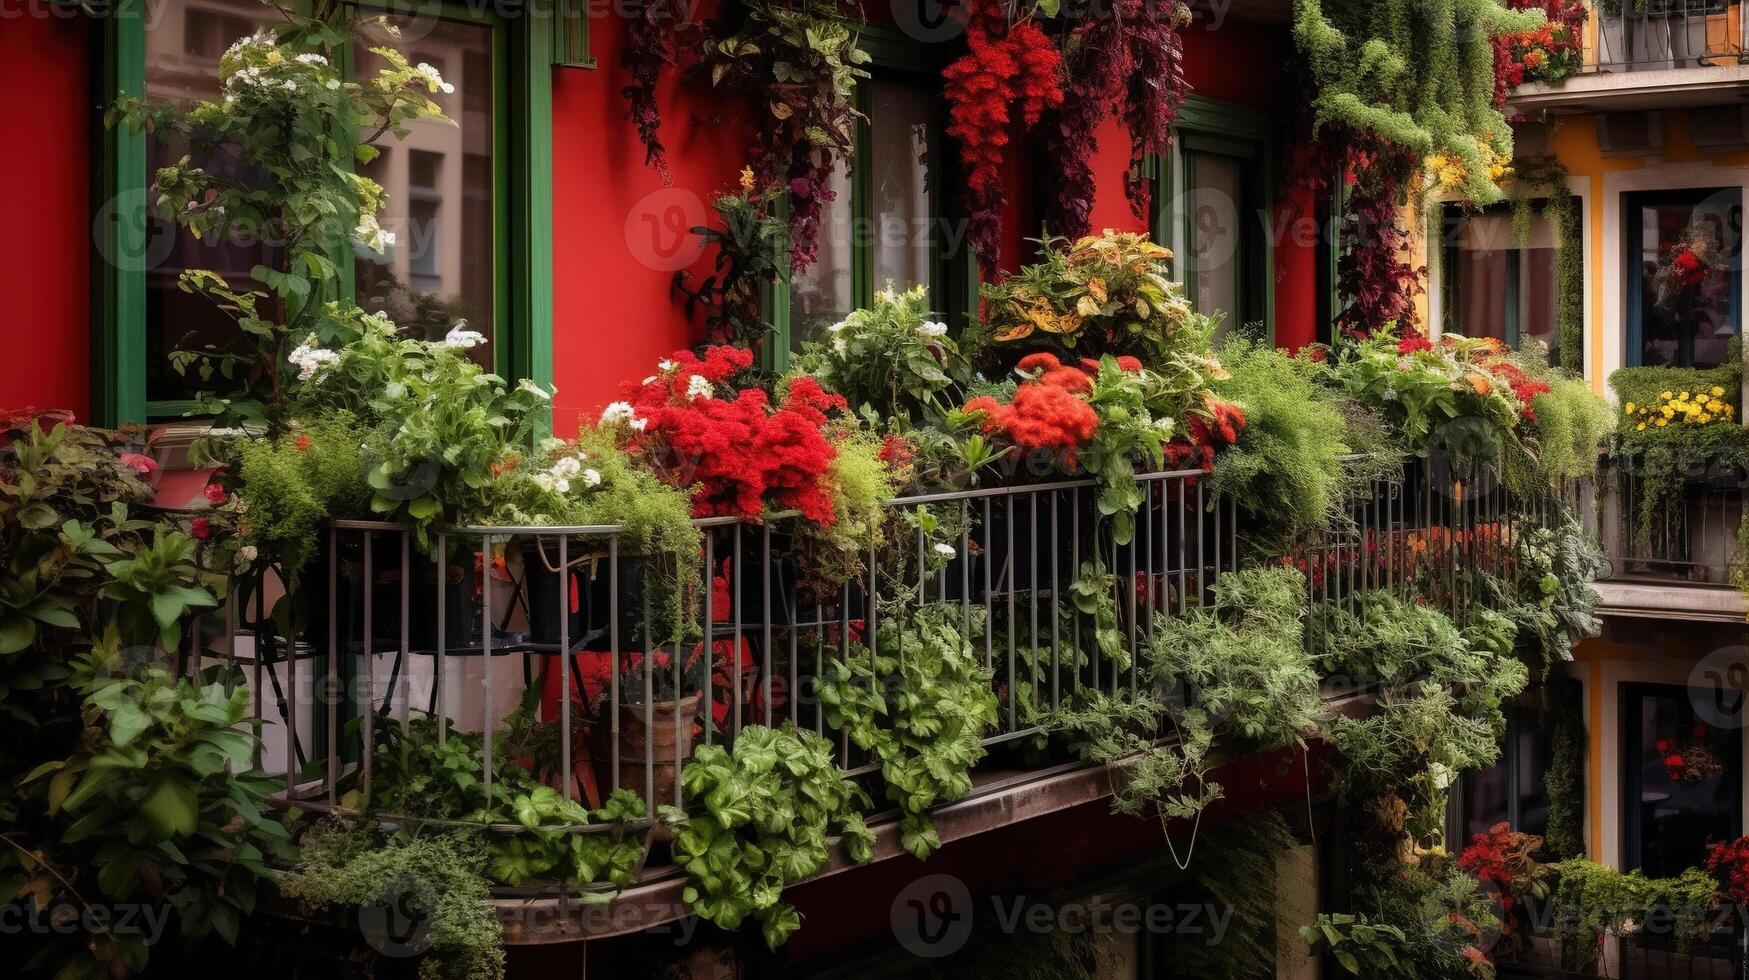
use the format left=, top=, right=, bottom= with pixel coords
left=1509, top=3, right=1749, bottom=113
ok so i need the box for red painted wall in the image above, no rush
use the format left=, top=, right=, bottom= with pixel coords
left=0, top=7, right=90, bottom=418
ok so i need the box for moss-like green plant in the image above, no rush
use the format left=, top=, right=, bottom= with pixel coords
left=282, top=820, right=504, bottom=980
left=1175, top=809, right=1301, bottom=980
left=1548, top=860, right=1718, bottom=972
left=1212, top=339, right=1353, bottom=552
left=1541, top=677, right=1587, bottom=861
left=792, top=430, right=898, bottom=588
left=1532, top=376, right=1614, bottom=483
left=235, top=413, right=371, bottom=580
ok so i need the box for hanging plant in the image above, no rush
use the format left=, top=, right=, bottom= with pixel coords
left=673, top=171, right=789, bottom=348
left=698, top=0, right=870, bottom=272
left=943, top=0, right=1064, bottom=276
left=1294, top=0, right=1543, bottom=206
left=621, top=0, right=693, bottom=184
left=1336, top=140, right=1424, bottom=339
left=1508, top=156, right=1584, bottom=372
left=1036, top=0, right=1191, bottom=238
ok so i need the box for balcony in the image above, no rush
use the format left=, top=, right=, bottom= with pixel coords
left=191, top=456, right=1573, bottom=948
left=1592, top=459, right=1749, bottom=621
left=1508, top=1, right=1749, bottom=114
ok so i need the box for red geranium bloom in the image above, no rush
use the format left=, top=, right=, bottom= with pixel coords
left=190, top=517, right=211, bottom=540
left=118, top=452, right=157, bottom=475
left=203, top=482, right=228, bottom=504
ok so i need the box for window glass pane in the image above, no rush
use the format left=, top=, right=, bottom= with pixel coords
left=1518, top=230, right=1559, bottom=360
left=868, top=80, right=934, bottom=297
left=143, top=0, right=275, bottom=404
left=354, top=16, right=495, bottom=369
left=789, top=155, right=854, bottom=352
left=1628, top=687, right=1740, bottom=877
left=1453, top=213, right=1513, bottom=344
left=1187, top=151, right=1243, bottom=332
left=1462, top=761, right=1511, bottom=841
left=1632, top=190, right=1741, bottom=368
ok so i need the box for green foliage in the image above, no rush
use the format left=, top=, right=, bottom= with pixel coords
left=792, top=429, right=899, bottom=588
left=1609, top=354, right=1749, bottom=541
left=1333, top=334, right=1521, bottom=451
left=1173, top=810, right=1300, bottom=980
left=796, top=283, right=972, bottom=426
left=1541, top=678, right=1587, bottom=861
left=1532, top=375, right=1614, bottom=483
left=368, top=714, right=647, bottom=890
left=109, top=6, right=454, bottom=432
left=1049, top=689, right=1219, bottom=828
left=1548, top=860, right=1718, bottom=972
left=1301, top=912, right=1409, bottom=976
left=1080, top=356, right=1177, bottom=545
left=282, top=820, right=504, bottom=980
left=674, top=184, right=788, bottom=348
left=1147, top=567, right=1327, bottom=749
left=1211, top=338, right=1353, bottom=551
left=818, top=604, right=998, bottom=859
left=234, top=414, right=370, bottom=580
left=1294, top=0, right=1541, bottom=203
left=664, top=724, right=874, bottom=948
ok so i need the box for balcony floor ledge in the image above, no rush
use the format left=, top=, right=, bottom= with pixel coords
left=1595, top=580, right=1747, bottom=623
left=1509, top=63, right=1749, bottom=113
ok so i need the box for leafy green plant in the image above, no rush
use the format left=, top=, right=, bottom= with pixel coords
left=233, top=413, right=370, bottom=581
left=1609, top=353, right=1749, bottom=546
left=1301, top=912, right=1409, bottom=976
left=1547, top=860, right=1719, bottom=972
left=1531, top=374, right=1613, bottom=483
left=663, top=724, right=874, bottom=948
left=790, top=429, right=899, bottom=589
left=817, top=604, right=998, bottom=859
left=1078, top=356, right=1174, bottom=545
left=796, top=283, right=973, bottom=426
left=674, top=181, right=788, bottom=348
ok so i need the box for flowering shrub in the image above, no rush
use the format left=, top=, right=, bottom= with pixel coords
left=612, top=346, right=845, bottom=524
left=1458, top=822, right=1551, bottom=943
left=964, top=355, right=1101, bottom=465
left=943, top=0, right=1063, bottom=274
left=1624, top=386, right=1735, bottom=433
left=1334, top=334, right=1524, bottom=449
left=795, top=283, right=971, bottom=424
left=111, top=11, right=453, bottom=432
left=1492, top=0, right=1585, bottom=104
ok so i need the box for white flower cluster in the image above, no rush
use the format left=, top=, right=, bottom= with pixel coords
left=1153, top=416, right=1176, bottom=436
left=599, top=401, right=648, bottom=432
left=917, top=320, right=948, bottom=338
left=442, top=322, right=487, bottom=349
left=532, top=454, right=601, bottom=495
left=413, top=62, right=457, bottom=96
left=222, top=28, right=278, bottom=61
left=933, top=542, right=957, bottom=559
left=685, top=374, right=714, bottom=400
left=288, top=334, right=339, bottom=382
left=354, top=212, right=397, bottom=253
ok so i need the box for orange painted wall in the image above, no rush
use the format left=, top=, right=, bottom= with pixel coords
left=0, top=8, right=91, bottom=418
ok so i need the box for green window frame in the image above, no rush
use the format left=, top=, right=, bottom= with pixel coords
left=89, top=0, right=556, bottom=426
left=1150, top=96, right=1277, bottom=342
left=765, top=25, right=969, bottom=372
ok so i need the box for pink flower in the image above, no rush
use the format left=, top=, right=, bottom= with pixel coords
left=203, top=482, right=227, bottom=504
left=118, top=452, right=157, bottom=475
left=190, top=517, right=211, bottom=540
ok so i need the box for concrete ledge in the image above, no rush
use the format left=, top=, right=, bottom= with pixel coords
left=1510, top=64, right=1749, bottom=113
left=1595, top=580, right=1747, bottom=623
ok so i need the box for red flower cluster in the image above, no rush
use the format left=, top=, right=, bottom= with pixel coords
left=1488, top=358, right=1551, bottom=421
left=1707, top=835, right=1749, bottom=906
left=1397, top=333, right=1434, bottom=354
left=1491, top=1, right=1584, bottom=108
left=624, top=346, right=845, bottom=525
left=1656, top=724, right=1725, bottom=784
left=1164, top=400, right=1247, bottom=474
left=1669, top=247, right=1709, bottom=289
left=965, top=353, right=1101, bottom=464
left=943, top=0, right=1062, bottom=276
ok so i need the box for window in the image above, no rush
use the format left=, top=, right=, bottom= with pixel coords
left=1440, top=204, right=1569, bottom=364
left=1625, top=188, right=1741, bottom=368
left=95, top=2, right=555, bottom=425
left=780, top=71, right=955, bottom=363
left=1459, top=706, right=1555, bottom=842
left=1622, top=683, right=1741, bottom=877
left=1155, top=100, right=1276, bottom=340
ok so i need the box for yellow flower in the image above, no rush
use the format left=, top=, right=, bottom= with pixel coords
left=1662, top=390, right=1675, bottom=400
left=1681, top=391, right=1691, bottom=400
left=1656, top=417, right=1668, bottom=426
left=1712, top=386, right=1726, bottom=398
left=1700, top=413, right=1714, bottom=424
left=1637, top=422, right=1647, bottom=431
left=1626, top=401, right=1637, bottom=414
left=739, top=166, right=756, bottom=193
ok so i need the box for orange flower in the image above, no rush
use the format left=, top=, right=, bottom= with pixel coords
left=295, top=433, right=312, bottom=453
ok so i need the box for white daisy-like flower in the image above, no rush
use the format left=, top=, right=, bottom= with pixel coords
left=685, top=374, right=713, bottom=400
left=826, top=319, right=849, bottom=334
left=294, top=53, right=328, bottom=66
left=442, top=323, right=487, bottom=349
left=581, top=468, right=603, bottom=488
left=628, top=417, right=648, bottom=432
left=533, top=472, right=556, bottom=492
left=413, top=62, right=456, bottom=95
left=553, top=477, right=571, bottom=494
left=1153, top=416, right=1176, bottom=436
left=287, top=341, right=339, bottom=382
left=933, top=542, right=957, bottom=559
left=600, top=401, right=637, bottom=426
left=657, top=359, right=678, bottom=372
left=516, top=379, right=551, bottom=401
left=550, top=456, right=582, bottom=479
left=917, top=320, right=948, bottom=338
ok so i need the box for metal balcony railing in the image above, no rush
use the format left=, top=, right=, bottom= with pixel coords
left=1596, top=458, right=1746, bottom=587
left=176, top=456, right=1578, bottom=901
left=1589, top=1, right=1749, bottom=73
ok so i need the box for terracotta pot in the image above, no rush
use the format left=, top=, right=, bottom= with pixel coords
left=597, top=692, right=702, bottom=839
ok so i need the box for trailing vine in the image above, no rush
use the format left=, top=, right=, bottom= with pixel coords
left=620, top=0, right=693, bottom=184
left=1541, top=677, right=1587, bottom=861
left=1509, top=155, right=1585, bottom=373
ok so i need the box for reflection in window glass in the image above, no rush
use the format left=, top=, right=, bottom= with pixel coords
left=868, top=80, right=934, bottom=296
left=1186, top=151, right=1243, bottom=333
left=1625, top=686, right=1741, bottom=878
left=788, top=161, right=854, bottom=352
left=1630, top=190, right=1741, bottom=368
left=144, top=0, right=273, bottom=404
left=355, top=17, right=495, bottom=368
left=1460, top=709, right=1552, bottom=843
